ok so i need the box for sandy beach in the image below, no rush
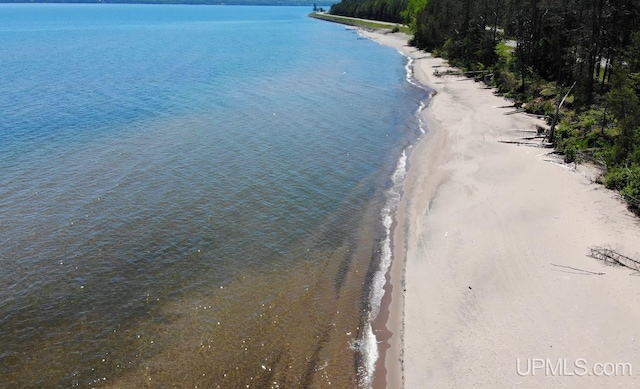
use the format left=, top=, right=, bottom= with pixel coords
left=362, top=30, right=640, bottom=388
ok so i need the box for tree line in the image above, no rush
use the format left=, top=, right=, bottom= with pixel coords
left=329, top=0, right=408, bottom=24
left=329, top=0, right=640, bottom=211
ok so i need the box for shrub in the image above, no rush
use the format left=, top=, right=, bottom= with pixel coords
left=564, top=145, right=577, bottom=163
left=493, top=68, right=517, bottom=94
left=605, top=167, right=627, bottom=190
left=605, top=165, right=640, bottom=211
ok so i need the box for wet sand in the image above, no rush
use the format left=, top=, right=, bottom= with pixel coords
left=363, top=29, right=640, bottom=388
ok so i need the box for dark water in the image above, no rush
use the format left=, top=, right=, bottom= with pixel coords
left=0, top=4, right=428, bottom=388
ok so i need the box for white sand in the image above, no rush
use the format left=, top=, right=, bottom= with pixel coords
left=363, top=30, right=640, bottom=388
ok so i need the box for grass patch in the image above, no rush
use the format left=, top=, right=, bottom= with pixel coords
left=309, top=13, right=412, bottom=34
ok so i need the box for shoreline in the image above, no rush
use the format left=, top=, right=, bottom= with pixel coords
left=360, top=29, right=440, bottom=389
left=361, top=28, right=640, bottom=388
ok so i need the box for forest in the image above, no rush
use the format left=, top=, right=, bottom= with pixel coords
left=328, top=0, right=407, bottom=23
left=328, top=0, right=640, bottom=210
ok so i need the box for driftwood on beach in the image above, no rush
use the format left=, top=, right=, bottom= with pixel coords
left=589, top=246, right=640, bottom=272
left=433, top=69, right=489, bottom=78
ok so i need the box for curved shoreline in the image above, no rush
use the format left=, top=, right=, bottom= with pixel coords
left=358, top=30, right=445, bottom=389
left=361, top=28, right=640, bottom=389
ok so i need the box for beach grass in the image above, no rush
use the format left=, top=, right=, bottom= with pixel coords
left=309, top=12, right=412, bottom=34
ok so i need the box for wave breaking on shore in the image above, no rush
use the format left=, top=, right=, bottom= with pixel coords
left=353, top=45, right=432, bottom=388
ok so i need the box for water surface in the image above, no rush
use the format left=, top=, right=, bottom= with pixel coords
left=0, top=4, right=428, bottom=387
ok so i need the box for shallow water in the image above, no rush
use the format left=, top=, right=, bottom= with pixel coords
left=0, top=4, right=428, bottom=387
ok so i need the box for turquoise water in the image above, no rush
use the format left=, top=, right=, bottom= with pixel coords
left=0, top=4, right=428, bottom=388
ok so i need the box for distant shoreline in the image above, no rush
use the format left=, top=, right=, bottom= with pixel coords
left=0, top=1, right=321, bottom=6
left=309, top=11, right=410, bottom=34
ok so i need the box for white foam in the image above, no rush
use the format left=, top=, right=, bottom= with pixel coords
left=398, top=49, right=423, bottom=89
left=358, top=150, right=408, bottom=387
left=362, top=323, right=379, bottom=387
left=404, top=55, right=418, bottom=86
left=399, top=49, right=431, bottom=137
left=392, top=149, right=407, bottom=185
left=350, top=37, right=431, bottom=389
left=350, top=322, right=379, bottom=388
left=416, top=100, right=428, bottom=135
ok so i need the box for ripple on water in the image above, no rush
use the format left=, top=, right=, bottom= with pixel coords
left=0, top=4, right=428, bottom=388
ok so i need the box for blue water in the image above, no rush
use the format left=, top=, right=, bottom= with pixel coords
left=0, top=4, right=428, bottom=388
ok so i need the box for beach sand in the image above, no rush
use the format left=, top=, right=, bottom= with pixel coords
left=362, top=30, right=640, bottom=388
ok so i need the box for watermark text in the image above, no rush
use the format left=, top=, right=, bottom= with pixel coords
left=516, top=358, right=633, bottom=377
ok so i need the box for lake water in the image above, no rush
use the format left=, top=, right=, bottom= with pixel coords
left=0, top=4, right=428, bottom=388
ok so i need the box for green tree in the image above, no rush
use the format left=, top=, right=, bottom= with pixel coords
left=402, top=0, right=429, bottom=30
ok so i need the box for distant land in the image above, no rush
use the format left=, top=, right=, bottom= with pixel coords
left=0, top=0, right=331, bottom=5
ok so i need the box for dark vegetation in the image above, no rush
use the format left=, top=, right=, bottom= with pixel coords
left=329, top=0, right=407, bottom=23
left=328, top=0, right=640, bottom=211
